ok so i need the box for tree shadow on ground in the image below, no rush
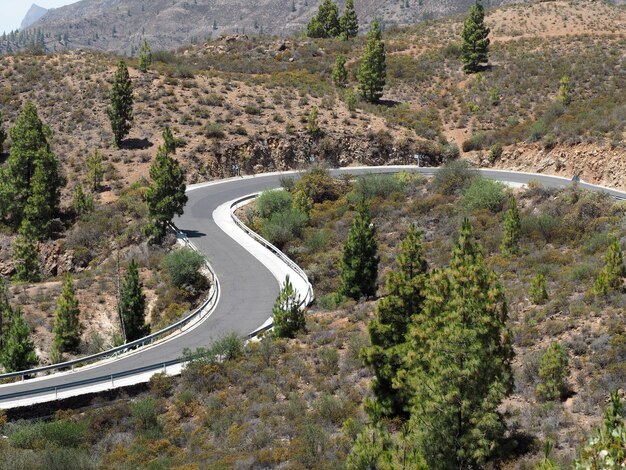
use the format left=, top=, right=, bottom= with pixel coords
left=123, top=138, right=153, bottom=150
left=181, top=230, right=207, bottom=239
left=376, top=98, right=402, bottom=108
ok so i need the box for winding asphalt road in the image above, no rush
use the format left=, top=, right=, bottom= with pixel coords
left=1, top=166, right=624, bottom=407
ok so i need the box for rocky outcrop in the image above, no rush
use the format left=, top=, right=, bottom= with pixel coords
left=186, top=132, right=445, bottom=182
left=493, top=144, right=626, bottom=190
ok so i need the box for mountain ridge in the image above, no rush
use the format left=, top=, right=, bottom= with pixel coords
left=20, top=4, right=49, bottom=30
left=16, top=0, right=530, bottom=54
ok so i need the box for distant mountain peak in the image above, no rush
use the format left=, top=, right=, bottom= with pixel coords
left=21, top=4, right=49, bottom=30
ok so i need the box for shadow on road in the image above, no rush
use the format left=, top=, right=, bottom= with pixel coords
left=181, top=230, right=207, bottom=239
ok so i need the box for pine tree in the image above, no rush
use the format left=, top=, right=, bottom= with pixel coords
left=340, top=202, right=379, bottom=300
left=348, top=422, right=428, bottom=470
left=145, top=146, right=188, bottom=243
left=0, top=280, right=11, bottom=350
left=501, top=198, right=521, bottom=256
left=13, top=219, right=40, bottom=283
left=22, top=150, right=64, bottom=240
left=332, top=54, right=348, bottom=87
left=575, top=392, right=626, bottom=468
left=0, top=307, right=38, bottom=372
left=357, top=19, right=386, bottom=103
left=594, top=234, right=625, bottom=296
left=107, top=60, right=134, bottom=148
left=53, top=274, right=81, bottom=352
left=306, top=106, right=321, bottom=136
left=292, top=189, right=313, bottom=220
left=306, top=0, right=340, bottom=38
left=461, top=0, right=490, bottom=74
left=362, top=225, right=428, bottom=417
left=86, top=149, right=104, bottom=192
left=162, top=126, right=177, bottom=155
left=0, top=102, right=64, bottom=231
left=347, top=424, right=393, bottom=469
left=407, top=219, right=513, bottom=469
left=73, top=184, right=94, bottom=216
left=138, top=40, right=152, bottom=73
left=0, top=111, right=6, bottom=154
left=556, top=75, right=571, bottom=106
left=530, top=272, right=548, bottom=304
left=340, top=0, right=359, bottom=40
left=272, top=275, right=306, bottom=339
left=536, top=342, right=569, bottom=402
left=119, top=259, right=149, bottom=342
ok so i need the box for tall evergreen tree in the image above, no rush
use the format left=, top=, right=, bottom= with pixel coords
left=340, top=202, right=379, bottom=300
left=501, top=198, right=521, bottom=256
left=119, top=259, right=149, bottom=342
left=306, top=0, right=340, bottom=38
left=162, top=126, right=177, bottom=155
left=0, top=102, right=64, bottom=232
left=21, top=150, right=64, bottom=240
left=107, top=60, right=134, bottom=148
left=594, top=234, right=626, bottom=296
left=556, top=75, right=571, bottom=106
left=362, top=225, right=428, bottom=418
left=340, top=0, right=359, bottom=40
left=530, top=272, right=548, bottom=304
left=0, top=307, right=38, bottom=372
left=536, top=342, right=569, bottom=402
left=0, top=280, right=10, bottom=350
left=0, top=111, right=6, bottom=154
left=72, top=184, right=94, bottom=216
left=13, top=219, right=40, bottom=283
left=407, top=219, right=513, bottom=469
left=461, top=0, right=490, bottom=74
left=145, top=146, right=188, bottom=243
left=53, top=275, right=81, bottom=353
left=272, top=275, right=306, bottom=339
left=332, top=54, right=348, bottom=87
left=86, top=149, right=104, bottom=192
left=357, top=19, right=386, bottom=103
left=138, top=40, right=152, bottom=73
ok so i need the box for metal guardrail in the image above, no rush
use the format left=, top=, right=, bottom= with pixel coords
left=0, top=226, right=220, bottom=382
left=230, top=193, right=315, bottom=309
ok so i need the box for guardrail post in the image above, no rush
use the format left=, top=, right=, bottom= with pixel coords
left=163, top=363, right=167, bottom=374
left=111, top=375, right=114, bottom=388
left=55, top=387, right=58, bottom=400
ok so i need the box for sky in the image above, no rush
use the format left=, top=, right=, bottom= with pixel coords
left=0, top=0, right=80, bottom=35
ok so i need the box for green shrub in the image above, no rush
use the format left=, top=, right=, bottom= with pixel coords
left=432, top=160, right=478, bottom=195
left=295, top=166, right=340, bottom=203
left=255, top=190, right=293, bottom=219
left=203, top=122, right=224, bottom=138
left=351, top=174, right=406, bottom=200
left=461, top=177, right=507, bottom=213
left=9, top=420, right=87, bottom=449
left=462, top=131, right=489, bottom=152
left=162, top=247, right=206, bottom=288
left=262, top=209, right=308, bottom=248
left=131, top=397, right=160, bottom=430
left=488, top=143, right=503, bottom=163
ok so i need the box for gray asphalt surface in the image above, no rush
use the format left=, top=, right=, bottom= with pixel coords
left=1, top=166, right=624, bottom=404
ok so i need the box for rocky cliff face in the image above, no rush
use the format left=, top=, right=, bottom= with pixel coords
left=17, top=0, right=529, bottom=55
left=20, top=4, right=48, bottom=30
